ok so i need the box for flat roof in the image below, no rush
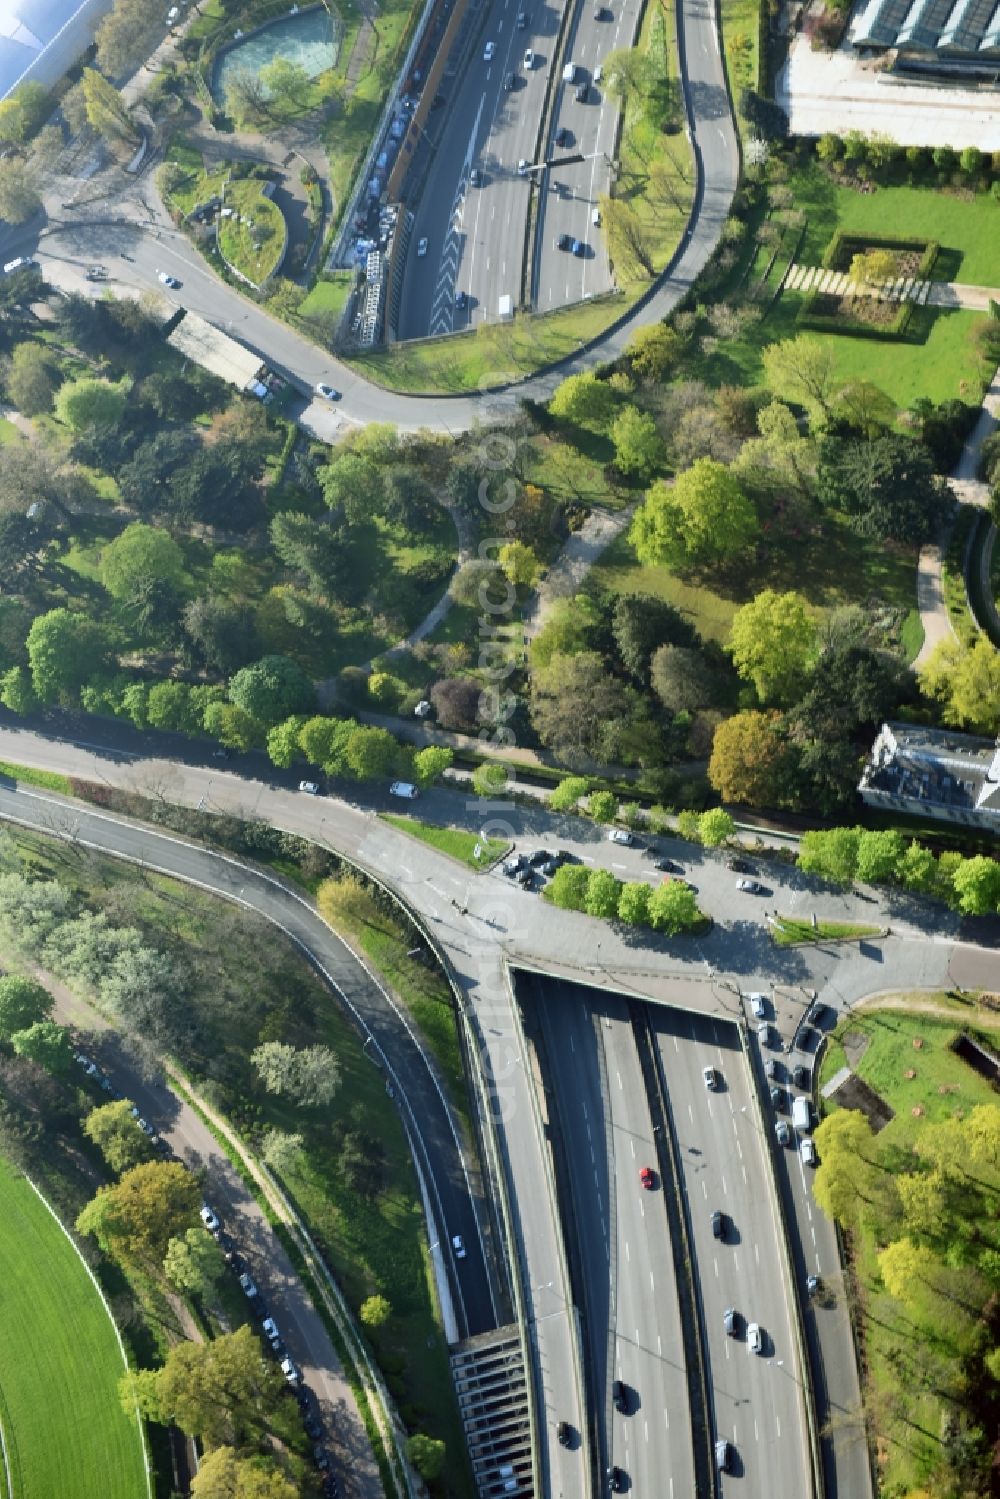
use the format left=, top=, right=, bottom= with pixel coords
left=166, top=311, right=264, bottom=390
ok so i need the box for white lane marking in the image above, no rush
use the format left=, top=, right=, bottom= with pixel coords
left=701, top=1179, right=707, bottom=1199
left=672, top=1035, right=679, bottom=1052
left=649, top=1270, right=654, bottom=1292
left=399, top=865, right=412, bottom=877
left=742, top=1164, right=748, bottom=1185
left=713, top=1256, right=718, bottom=1278
left=687, top=1103, right=693, bottom=1122
left=664, top=1406, right=669, bottom=1430
left=724, top=1339, right=730, bottom=1360
left=582, top=855, right=595, bottom=864
left=721, top=1175, right=727, bottom=1195
left=612, top=861, right=627, bottom=870
left=624, top=1240, right=630, bottom=1262
left=644, top=1420, right=649, bottom=1444
left=427, top=882, right=447, bottom=898
left=776, top=1415, right=781, bottom=1438
left=754, top=1418, right=759, bottom=1442
left=629, top=1136, right=634, bottom=1155
left=618, top=1071, right=624, bottom=1091
left=754, top=1242, right=760, bottom=1265
left=658, top=1334, right=662, bottom=1358
left=639, top=1197, right=644, bottom=1219
left=569, top=1032, right=575, bottom=1053
left=733, top=1251, right=739, bottom=1273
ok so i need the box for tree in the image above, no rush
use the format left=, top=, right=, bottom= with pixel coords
left=602, top=198, right=656, bottom=278
left=818, top=433, right=949, bottom=544
left=546, top=864, right=591, bottom=910
left=708, top=711, right=795, bottom=807
left=430, top=677, right=482, bottom=732
left=260, top=55, right=311, bottom=111
left=163, top=1228, right=224, bottom=1298
left=0, top=666, right=38, bottom=716
left=897, top=839, right=938, bottom=894
left=269, top=510, right=348, bottom=597
left=918, top=638, right=1000, bottom=734
left=601, top=45, right=655, bottom=102
left=407, top=1434, right=446, bottom=1482
left=548, top=373, right=616, bottom=430
left=854, top=829, right=904, bottom=885
left=588, top=790, right=618, bottom=822
left=951, top=856, right=1000, bottom=916
left=339, top=1129, right=387, bottom=1198
left=344, top=724, right=399, bottom=780
left=612, top=593, right=697, bottom=685
left=732, top=400, right=817, bottom=497
left=959, top=145, right=983, bottom=177
left=798, top=826, right=861, bottom=886
left=0, top=158, right=41, bottom=223
left=832, top=380, right=897, bottom=440
left=298, top=714, right=355, bottom=772
left=698, top=808, right=735, bottom=847
left=146, top=681, right=199, bottom=734
left=625, top=322, right=683, bottom=383
left=611, top=406, right=665, bottom=478
left=816, top=131, right=843, bottom=162
left=0, top=975, right=52, bottom=1039
left=413, top=746, right=453, bottom=787
left=813, top=1110, right=882, bottom=1225
left=877, top=1237, right=937, bottom=1310
left=147, top=1325, right=283, bottom=1447
left=650, top=644, right=713, bottom=713
left=260, top=1128, right=304, bottom=1177
left=761, top=336, right=839, bottom=422
left=585, top=868, right=622, bottom=919
left=203, top=702, right=264, bottom=752
left=229, top=656, right=315, bottom=728
left=472, top=762, right=508, bottom=797
left=617, top=881, right=651, bottom=924
left=0, top=84, right=50, bottom=144
left=848, top=249, right=897, bottom=290
left=76, top=1160, right=201, bottom=1266
left=250, top=1042, right=341, bottom=1109
left=190, top=1447, right=297, bottom=1499
left=630, top=460, right=758, bottom=572
left=550, top=775, right=591, bottom=812
left=728, top=590, right=817, bottom=706
left=497, top=540, right=539, bottom=587
left=80, top=67, right=137, bottom=142
left=5, top=341, right=58, bottom=416
left=55, top=377, right=127, bottom=433
left=647, top=880, right=700, bottom=934
left=11, top=1021, right=72, bottom=1074
left=530, top=652, right=627, bottom=764
left=83, top=1099, right=154, bottom=1174
left=101, top=523, right=185, bottom=600
left=360, top=1294, right=392, bottom=1329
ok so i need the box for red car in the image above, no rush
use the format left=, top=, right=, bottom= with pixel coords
left=639, top=1166, right=655, bottom=1190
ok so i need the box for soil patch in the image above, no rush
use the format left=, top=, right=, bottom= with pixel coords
left=830, top=1070, right=895, bottom=1132
left=842, top=1028, right=871, bottom=1069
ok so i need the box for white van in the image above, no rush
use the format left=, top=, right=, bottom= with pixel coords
left=591, top=206, right=601, bottom=226
left=390, top=781, right=419, bottom=799
left=562, top=61, right=578, bottom=82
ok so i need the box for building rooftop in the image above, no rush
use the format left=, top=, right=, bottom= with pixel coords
left=859, top=722, right=1000, bottom=820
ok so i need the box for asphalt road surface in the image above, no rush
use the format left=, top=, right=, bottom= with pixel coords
left=655, top=1008, right=810, bottom=1497
left=533, top=0, right=642, bottom=310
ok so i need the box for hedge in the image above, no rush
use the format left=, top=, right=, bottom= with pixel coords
left=797, top=289, right=915, bottom=340
left=820, top=229, right=939, bottom=280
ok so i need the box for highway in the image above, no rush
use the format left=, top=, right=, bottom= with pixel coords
left=399, top=2, right=554, bottom=337
left=655, top=1008, right=811, bottom=1494
left=533, top=0, right=642, bottom=310
left=530, top=974, right=694, bottom=1498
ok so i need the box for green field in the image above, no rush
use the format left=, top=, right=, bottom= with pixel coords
left=0, top=1157, right=148, bottom=1499
left=772, top=915, right=880, bottom=946
left=380, top=814, right=508, bottom=868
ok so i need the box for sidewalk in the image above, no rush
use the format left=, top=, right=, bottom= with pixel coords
left=523, top=504, right=635, bottom=641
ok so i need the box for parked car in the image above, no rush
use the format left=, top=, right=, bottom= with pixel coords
left=801, top=1137, right=817, bottom=1166
left=726, top=855, right=754, bottom=873
left=315, top=384, right=341, bottom=401
left=607, top=828, right=632, bottom=845
left=654, top=857, right=683, bottom=873
left=736, top=877, right=763, bottom=893
left=776, top=1119, right=791, bottom=1145
left=281, top=1356, right=302, bottom=1385
left=747, top=991, right=767, bottom=1019
left=298, top=781, right=320, bottom=795
left=808, top=1001, right=827, bottom=1026
left=389, top=781, right=419, bottom=799
left=239, top=1272, right=259, bottom=1300
left=262, top=1316, right=281, bottom=1347
left=770, top=1086, right=786, bottom=1113
left=157, top=271, right=181, bottom=288
left=523, top=47, right=535, bottom=66
left=416, top=237, right=428, bottom=257
left=792, top=1064, right=809, bottom=1089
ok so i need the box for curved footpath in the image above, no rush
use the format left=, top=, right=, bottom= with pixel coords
left=0, top=720, right=996, bottom=1498
left=22, top=0, right=738, bottom=432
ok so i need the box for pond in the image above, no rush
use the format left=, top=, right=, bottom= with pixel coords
left=212, top=6, right=341, bottom=104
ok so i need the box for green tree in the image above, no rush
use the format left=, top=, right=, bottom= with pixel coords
left=344, top=724, right=399, bottom=780
left=896, top=839, right=937, bottom=894
left=266, top=715, right=308, bottom=769
left=728, top=590, right=817, bottom=705
left=818, top=433, right=948, bottom=544
left=83, top=1099, right=155, bottom=1174
left=815, top=132, right=843, bottom=163
left=546, top=864, right=591, bottom=910
left=650, top=644, right=716, bottom=713
left=611, top=594, right=696, bottom=686
left=647, top=880, right=700, bottom=934
left=698, top=808, right=735, bottom=846
left=831, top=380, right=897, bottom=439
left=101, top=523, right=185, bottom=600
left=229, top=655, right=315, bottom=728
left=146, top=681, right=198, bottom=734
left=918, top=637, right=1000, bottom=734
left=0, top=158, right=41, bottom=223
left=877, top=1237, right=938, bottom=1310
left=528, top=594, right=599, bottom=669
left=163, top=1228, right=224, bottom=1298
left=413, top=746, right=454, bottom=786
left=259, top=1128, right=304, bottom=1177
left=0, top=666, right=39, bottom=716
left=360, top=1294, right=392, bottom=1328
left=588, top=790, right=618, bottom=823
left=472, top=762, right=508, bottom=796
left=798, top=826, right=861, bottom=886
left=260, top=55, right=311, bottom=111
left=548, top=372, right=616, bottom=430
left=854, top=829, right=904, bottom=885
left=498, top=541, right=539, bottom=587
left=190, top=1446, right=297, bottom=1499
left=959, top=145, right=983, bottom=176
left=731, top=400, right=817, bottom=498
left=203, top=702, right=264, bottom=752
left=601, top=45, right=655, bottom=101
left=183, top=596, right=258, bottom=675
left=611, top=406, right=666, bottom=478
left=625, top=322, right=683, bottom=382
left=602, top=198, right=656, bottom=278
left=550, top=775, right=591, bottom=812
left=617, top=881, right=651, bottom=925
left=585, top=868, right=622, bottom=919
left=0, top=975, right=53, bottom=1039
left=298, top=714, right=356, bottom=772
left=813, top=1110, right=882, bottom=1225
left=0, top=84, right=50, bottom=144
left=224, top=69, right=270, bottom=127
left=55, top=377, right=128, bottom=432
left=250, top=1042, right=341, bottom=1108
left=80, top=67, right=137, bottom=142
left=951, top=856, right=1000, bottom=916
left=630, top=460, right=758, bottom=571
left=530, top=652, right=629, bottom=764
left=761, top=336, right=839, bottom=422
left=5, top=341, right=58, bottom=416
left=407, top=1434, right=446, bottom=1482
left=707, top=711, right=795, bottom=807
left=11, top=1020, right=73, bottom=1074
left=148, top=1325, right=283, bottom=1446
left=76, top=1161, right=201, bottom=1267
left=848, top=249, right=897, bottom=289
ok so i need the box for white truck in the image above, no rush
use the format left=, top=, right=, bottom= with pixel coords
left=792, top=1095, right=812, bottom=1134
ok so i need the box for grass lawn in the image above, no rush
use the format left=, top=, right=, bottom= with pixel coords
left=772, top=915, right=880, bottom=945
left=0, top=760, right=72, bottom=794
left=220, top=178, right=287, bottom=287
left=0, top=416, right=20, bottom=444
left=299, top=271, right=354, bottom=325
left=0, top=1156, right=148, bottom=1499
left=720, top=0, right=761, bottom=109
left=589, top=510, right=918, bottom=643
left=380, top=814, right=509, bottom=868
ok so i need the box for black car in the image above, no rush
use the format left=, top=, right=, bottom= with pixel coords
left=304, top=1416, right=323, bottom=1440
left=515, top=867, right=534, bottom=888
left=608, top=1467, right=626, bottom=1493
left=612, top=1378, right=629, bottom=1414
left=295, top=1387, right=312, bottom=1411
left=557, top=1419, right=572, bottom=1446
left=770, top=1085, right=786, bottom=1113
left=725, top=855, right=754, bottom=873
left=556, top=232, right=571, bottom=251
left=654, top=857, right=682, bottom=873
left=792, top=1064, right=809, bottom=1089
left=808, top=1001, right=827, bottom=1026
left=555, top=125, right=572, bottom=146
left=575, top=81, right=589, bottom=101
left=528, top=849, right=551, bottom=866
left=712, top=1209, right=726, bottom=1241
left=504, top=71, right=515, bottom=90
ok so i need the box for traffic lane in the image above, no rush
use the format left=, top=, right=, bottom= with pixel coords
left=604, top=1000, right=695, bottom=1499
left=62, top=1026, right=380, bottom=1498
left=657, top=1010, right=809, bottom=1496
left=0, top=781, right=497, bottom=1340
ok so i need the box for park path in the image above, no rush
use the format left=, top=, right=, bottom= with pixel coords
left=523, top=504, right=635, bottom=641
left=913, top=364, right=1000, bottom=669
left=784, top=265, right=1000, bottom=313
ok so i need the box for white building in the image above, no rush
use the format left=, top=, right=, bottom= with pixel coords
left=0, top=0, right=114, bottom=100
left=859, top=722, right=1000, bottom=833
